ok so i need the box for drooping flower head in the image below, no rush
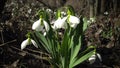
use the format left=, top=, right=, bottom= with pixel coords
left=88, top=53, right=102, bottom=64
left=21, top=38, right=38, bottom=50
left=53, top=17, right=67, bottom=29
left=53, top=10, right=67, bottom=30
left=32, top=10, right=50, bottom=32
left=21, top=33, right=38, bottom=50
left=66, top=5, right=80, bottom=28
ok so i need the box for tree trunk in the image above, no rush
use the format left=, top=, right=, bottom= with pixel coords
left=94, top=0, right=98, bottom=16
left=113, top=0, right=117, bottom=12
left=89, top=0, right=95, bottom=18
left=101, top=0, right=105, bottom=13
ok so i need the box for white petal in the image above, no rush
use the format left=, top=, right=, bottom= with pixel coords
left=96, top=53, right=102, bottom=62
left=90, top=18, right=96, bottom=22
left=69, top=15, right=80, bottom=28
left=61, top=11, right=66, bottom=16
left=69, top=15, right=80, bottom=24
left=88, top=54, right=96, bottom=64
left=21, top=39, right=31, bottom=50
left=69, top=22, right=78, bottom=28
left=43, top=20, right=50, bottom=32
left=53, top=17, right=67, bottom=29
left=60, top=17, right=67, bottom=28
left=31, top=39, right=38, bottom=48
left=53, top=18, right=62, bottom=29
left=43, top=32, right=47, bottom=36
left=104, top=11, right=108, bottom=15
left=32, top=19, right=43, bottom=31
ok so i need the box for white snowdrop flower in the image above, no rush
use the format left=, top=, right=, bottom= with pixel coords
left=46, top=8, right=52, bottom=12
left=104, top=11, right=109, bottom=15
left=28, top=9, right=32, bottom=14
left=90, top=17, right=96, bottom=23
left=68, top=15, right=80, bottom=28
left=61, top=11, right=66, bottom=16
left=88, top=54, right=96, bottom=64
left=88, top=53, right=102, bottom=64
left=53, top=17, right=67, bottom=29
left=87, top=20, right=91, bottom=23
left=54, top=12, right=56, bottom=15
left=21, top=38, right=38, bottom=50
left=32, top=19, right=49, bottom=32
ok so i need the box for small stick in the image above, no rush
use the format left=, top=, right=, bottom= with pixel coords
left=0, top=30, right=4, bottom=44
left=10, top=46, right=50, bottom=61
left=0, top=39, right=17, bottom=47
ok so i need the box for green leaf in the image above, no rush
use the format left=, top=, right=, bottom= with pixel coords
left=83, top=17, right=89, bottom=32
left=72, top=50, right=94, bottom=67
left=34, top=31, right=52, bottom=53
left=61, top=28, right=70, bottom=56
left=61, top=57, right=65, bottom=68
left=67, top=5, right=75, bottom=16
left=31, top=32, right=48, bottom=52
left=70, top=39, right=81, bottom=63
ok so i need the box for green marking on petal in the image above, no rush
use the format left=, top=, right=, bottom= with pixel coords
left=41, top=19, right=44, bottom=26
left=28, top=38, right=31, bottom=45
left=67, top=15, right=70, bottom=24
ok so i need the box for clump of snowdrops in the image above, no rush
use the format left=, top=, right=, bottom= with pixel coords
left=21, top=6, right=101, bottom=68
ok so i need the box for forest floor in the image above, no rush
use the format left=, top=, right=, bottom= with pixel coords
left=0, top=0, right=120, bottom=68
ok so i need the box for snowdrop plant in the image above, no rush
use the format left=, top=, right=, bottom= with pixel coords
left=21, top=6, right=96, bottom=68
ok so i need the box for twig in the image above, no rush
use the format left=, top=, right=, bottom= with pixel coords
left=36, top=0, right=52, bottom=9
left=0, top=30, right=4, bottom=44
left=26, top=48, right=50, bottom=57
left=10, top=46, right=50, bottom=61
left=0, top=39, right=17, bottom=47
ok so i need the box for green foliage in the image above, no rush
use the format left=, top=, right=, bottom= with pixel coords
left=67, top=5, right=75, bottom=16
left=101, top=27, right=113, bottom=39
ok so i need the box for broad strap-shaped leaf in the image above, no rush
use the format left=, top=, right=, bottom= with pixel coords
left=69, top=37, right=81, bottom=67
left=72, top=50, right=94, bottom=67
left=33, top=31, right=52, bottom=53
left=61, top=27, right=70, bottom=56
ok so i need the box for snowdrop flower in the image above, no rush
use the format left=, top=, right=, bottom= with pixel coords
left=90, top=17, right=96, bottom=23
left=88, top=53, right=102, bottom=64
left=46, top=8, right=52, bottom=12
left=88, top=54, right=96, bottom=64
left=87, top=20, right=91, bottom=23
left=53, top=17, right=67, bottom=29
left=61, top=11, right=66, bottom=16
left=68, top=15, right=80, bottom=28
left=32, top=19, right=49, bottom=32
left=21, top=38, right=38, bottom=50
left=104, top=11, right=109, bottom=15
